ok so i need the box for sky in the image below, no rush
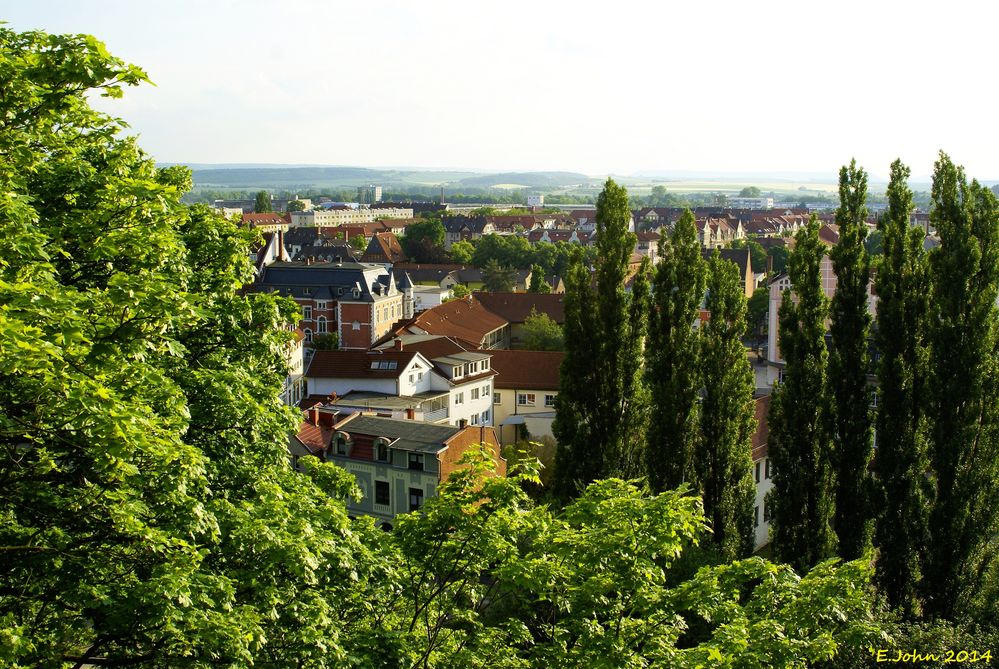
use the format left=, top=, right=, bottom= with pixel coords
left=5, top=0, right=999, bottom=180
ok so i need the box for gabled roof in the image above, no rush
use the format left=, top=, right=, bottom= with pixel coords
left=306, top=349, right=420, bottom=379
left=488, top=350, right=563, bottom=390
left=361, top=231, right=406, bottom=263
left=473, top=292, right=566, bottom=324
left=702, top=248, right=752, bottom=274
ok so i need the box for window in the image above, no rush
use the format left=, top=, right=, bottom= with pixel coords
left=304, top=287, right=312, bottom=295
left=763, top=499, right=771, bottom=523
left=409, top=487, right=424, bottom=512
left=409, top=373, right=414, bottom=383
left=418, top=372, right=424, bottom=381
left=375, top=480, right=390, bottom=506
left=755, top=461, right=761, bottom=483
left=317, top=316, right=328, bottom=334
left=471, top=388, right=480, bottom=400
left=316, top=300, right=327, bottom=310
left=517, top=393, right=536, bottom=406
left=352, top=321, right=361, bottom=330
left=452, top=366, right=461, bottom=378
left=493, top=392, right=501, bottom=405
left=754, top=505, right=760, bottom=528
left=483, top=383, right=490, bottom=395
left=408, top=453, right=424, bottom=471
left=765, top=458, right=771, bottom=479
left=470, top=414, right=479, bottom=425
left=369, top=361, right=398, bottom=370
left=376, top=442, right=389, bottom=462
left=303, top=305, right=313, bottom=320
left=335, top=436, right=348, bottom=456
left=481, top=410, right=489, bottom=424
left=304, top=328, right=313, bottom=343
left=544, top=394, right=556, bottom=407
left=481, top=359, right=489, bottom=370
left=454, top=392, right=464, bottom=405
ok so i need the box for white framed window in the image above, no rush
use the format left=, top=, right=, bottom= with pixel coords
left=317, top=316, right=328, bottom=334
left=454, top=392, right=464, bottom=405
left=409, top=374, right=414, bottom=383
left=544, top=394, right=556, bottom=407
left=471, top=388, right=480, bottom=400
left=483, top=383, right=490, bottom=395
left=304, top=328, right=313, bottom=343
left=316, top=300, right=328, bottom=310
left=493, top=392, right=501, bottom=405
left=352, top=321, right=361, bottom=331
left=517, top=393, right=535, bottom=406
left=303, top=305, right=313, bottom=321
left=470, top=414, right=479, bottom=425
left=481, top=410, right=489, bottom=424
left=452, top=367, right=462, bottom=378
left=481, top=359, right=489, bottom=370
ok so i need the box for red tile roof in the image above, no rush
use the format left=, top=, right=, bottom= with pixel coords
left=392, top=296, right=508, bottom=346
left=473, top=292, right=566, bottom=324
left=306, top=349, right=418, bottom=379
left=488, top=350, right=563, bottom=390
left=242, top=212, right=290, bottom=227
left=361, top=231, right=406, bottom=263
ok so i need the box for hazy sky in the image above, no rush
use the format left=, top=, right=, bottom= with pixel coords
left=6, top=0, right=998, bottom=179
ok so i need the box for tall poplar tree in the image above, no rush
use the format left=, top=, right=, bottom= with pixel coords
left=554, top=179, right=647, bottom=497
left=873, top=159, right=932, bottom=616
left=646, top=209, right=706, bottom=491
left=828, top=159, right=874, bottom=560
left=923, top=152, right=999, bottom=618
left=768, top=216, right=838, bottom=572
left=698, top=251, right=757, bottom=560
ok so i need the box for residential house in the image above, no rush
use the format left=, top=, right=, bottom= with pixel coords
left=635, top=231, right=661, bottom=264
left=241, top=212, right=291, bottom=232
left=292, top=410, right=504, bottom=528
left=702, top=247, right=754, bottom=298
left=752, top=394, right=774, bottom=551
left=254, top=261, right=408, bottom=349
left=568, top=209, right=599, bottom=232
left=488, top=350, right=563, bottom=444
left=360, top=231, right=407, bottom=265
left=442, top=216, right=494, bottom=249
left=393, top=263, right=532, bottom=293
left=472, top=292, right=566, bottom=348
left=306, top=342, right=496, bottom=428
left=280, top=328, right=306, bottom=408
left=765, top=256, right=878, bottom=386
left=379, top=296, right=512, bottom=350
left=525, top=229, right=592, bottom=245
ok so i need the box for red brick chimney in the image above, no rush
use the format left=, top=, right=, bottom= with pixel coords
left=308, top=406, right=320, bottom=425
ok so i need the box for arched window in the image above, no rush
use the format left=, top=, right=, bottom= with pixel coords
left=317, top=316, right=327, bottom=334
left=304, top=328, right=313, bottom=343
left=333, top=431, right=352, bottom=457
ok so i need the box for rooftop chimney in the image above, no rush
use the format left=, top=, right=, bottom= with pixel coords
left=394, top=339, right=404, bottom=351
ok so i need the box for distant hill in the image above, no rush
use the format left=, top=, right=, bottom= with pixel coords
left=180, top=164, right=593, bottom=190
left=456, top=172, right=591, bottom=188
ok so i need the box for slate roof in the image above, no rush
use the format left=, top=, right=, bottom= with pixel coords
left=306, top=349, right=419, bottom=379
left=333, top=414, right=462, bottom=453
left=702, top=248, right=752, bottom=273
left=473, top=292, right=566, bottom=324
left=487, top=350, right=563, bottom=390
left=255, top=261, right=397, bottom=302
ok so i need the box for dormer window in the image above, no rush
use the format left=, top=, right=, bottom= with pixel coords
left=333, top=432, right=351, bottom=456
left=452, top=367, right=461, bottom=378
left=352, top=288, right=360, bottom=299
left=375, top=439, right=390, bottom=462
left=481, top=359, right=489, bottom=370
